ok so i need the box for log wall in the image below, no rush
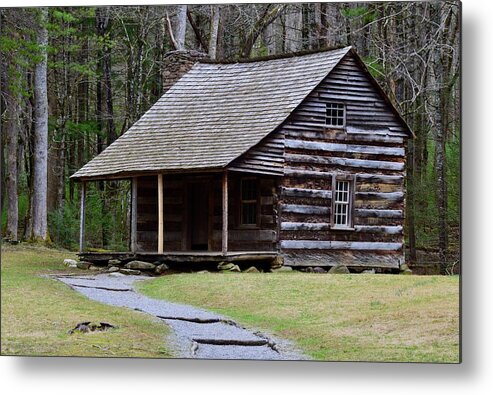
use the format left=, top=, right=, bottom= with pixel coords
left=228, top=131, right=285, bottom=176
left=277, top=53, right=407, bottom=269
left=211, top=173, right=278, bottom=251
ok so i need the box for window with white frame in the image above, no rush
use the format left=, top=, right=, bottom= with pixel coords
left=325, top=102, right=345, bottom=127
left=333, top=180, right=352, bottom=227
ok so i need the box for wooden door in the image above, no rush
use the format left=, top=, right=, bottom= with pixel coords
left=188, top=182, right=209, bottom=250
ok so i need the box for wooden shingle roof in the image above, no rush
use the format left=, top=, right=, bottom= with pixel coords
left=72, top=46, right=355, bottom=180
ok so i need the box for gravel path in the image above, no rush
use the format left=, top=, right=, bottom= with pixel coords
left=55, top=273, right=308, bottom=361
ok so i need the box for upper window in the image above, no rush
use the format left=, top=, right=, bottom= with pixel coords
left=325, top=102, right=345, bottom=128
left=240, top=178, right=258, bottom=226
left=332, top=177, right=354, bottom=228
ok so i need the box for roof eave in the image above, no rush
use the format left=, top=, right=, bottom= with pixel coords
left=70, top=166, right=227, bottom=182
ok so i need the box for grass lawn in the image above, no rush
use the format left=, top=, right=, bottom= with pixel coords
left=138, top=271, right=460, bottom=363
left=1, top=244, right=172, bottom=358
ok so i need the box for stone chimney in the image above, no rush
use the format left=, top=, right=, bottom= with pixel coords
left=162, top=50, right=209, bottom=93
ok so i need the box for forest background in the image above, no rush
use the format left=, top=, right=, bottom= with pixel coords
left=0, top=1, right=460, bottom=274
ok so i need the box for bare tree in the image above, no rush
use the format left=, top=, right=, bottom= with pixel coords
left=240, top=4, right=286, bottom=58
left=31, top=7, right=49, bottom=241
left=96, top=8, right=116, bottom=146
left=176, top=5, right=187, bottom=50
left=208, top=5, right=220, bottom=59
left=4, top=70, right=21, bottom=241
left=284, top=4, right=303, bottom=52
left=165, top=5, right=188, bottom=51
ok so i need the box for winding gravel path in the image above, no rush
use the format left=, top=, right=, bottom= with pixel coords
left=55, top=273, right=308, bottom=361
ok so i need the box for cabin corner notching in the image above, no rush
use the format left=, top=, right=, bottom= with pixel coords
left=72, top=46, right=412, bottom=270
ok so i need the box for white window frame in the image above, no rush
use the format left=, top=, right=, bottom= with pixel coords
left=325, top=102, right=346, bottom=128
left=331, top=175, right=355, bottom=229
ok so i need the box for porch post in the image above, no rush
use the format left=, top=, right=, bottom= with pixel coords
left=79, top=181, right=86, bottom=253
left=131, top=177, right=138, bottom=253
left=158, top=174, right=164, bottom=254
left=222, top=171, right=228, bottom=255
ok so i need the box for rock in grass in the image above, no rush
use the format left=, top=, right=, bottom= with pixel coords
left=196, top=270, right=210, bottom=274
left=76, top=261, right=91, bottom=270
left=271, top=266, right=293, bottom=273
left=107, top=266, right=120, bottom=273
left=108, top=272, right=125, bottom=277
left=270, top=256, right=284, bottom=269
left=125, top=260, right=156, bottom=271
left=120, top=268, right=141, bottom=275
left=244, top=266, right=260, bottom=273
left=89, top=265, right=101, bottom=271
left=108, top=259, right=123, bottom=267
left=69, top=321, right=116, bottom=334
left=155, top=263, right=169, bottom=275
left=328, top=264, right=350, bottom=274
left=63, top=259, right=77, bottom=267
left=313, top=267, right=327, bottom=274
left=362, top=269, right=376, bottom=274
left=217, top=262, right=234, bottom=271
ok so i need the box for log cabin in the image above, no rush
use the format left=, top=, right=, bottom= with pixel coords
left=72, top=46, right=413, bottom=271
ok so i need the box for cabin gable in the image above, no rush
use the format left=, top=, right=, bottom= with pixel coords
left=229, top=51, right=409, bottom=178
left=276, top=52, right=407, bottom=269
left=286, top=52, right=409, bottom=138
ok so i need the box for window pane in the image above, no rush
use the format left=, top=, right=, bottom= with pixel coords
left=242, top=203, right=257, bottom=225
left=334, top=180, right=352, bottom=227
left=242, top=179, right=257, bottom=200
left=326, top=103, right=345, bottom=127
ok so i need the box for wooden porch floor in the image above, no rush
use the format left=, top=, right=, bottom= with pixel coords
left=78, top=251, right=278, bottom=265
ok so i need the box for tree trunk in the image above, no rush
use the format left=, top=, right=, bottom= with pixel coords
left=0, top=10, right=6, bottom=219
left=435, top=97, right=448, bottom=274
left=4, top=72, right=21, bottom=241
left=208, top=5, right=220, bottom=59
left=186, top=8, right=208, bottom=52
left=96, top=7, right=117, bottom=248
left=31, top=7, right=49, bottom=241
left=102, top=18, right=116, bottom=246
left=23, top=80, right=35, bottom=240
left=175, top=5, right=187, bottom=50
left=324, top=3, right=342, bottom=47
left=96, top=9, right=116, bottom=146
left=241, top=4, right=285, bottom=58
left=406, top=139, right=417, bottom=264
left=262, top=19, right=279, bottom=56
left=284, top=4, right=303, bottom=52
left=103, top=49, right=116, bottom=146
left=73, top=29, right=89, bottom=204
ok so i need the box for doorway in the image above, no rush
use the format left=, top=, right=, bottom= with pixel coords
left=188, top=182, right=210, bottom=251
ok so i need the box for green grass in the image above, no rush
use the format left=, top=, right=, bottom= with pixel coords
left=1, top=243, right=173, bottom=358
left=1, top=243, right=460, bottom=362
left=138, top=271, right=460, bottom=363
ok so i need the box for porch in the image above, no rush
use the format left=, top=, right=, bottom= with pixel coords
left=78, top=170, right=280, bottom=264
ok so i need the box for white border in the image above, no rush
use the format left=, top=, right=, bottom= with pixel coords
left=1, top=1, right=491, bottom=394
